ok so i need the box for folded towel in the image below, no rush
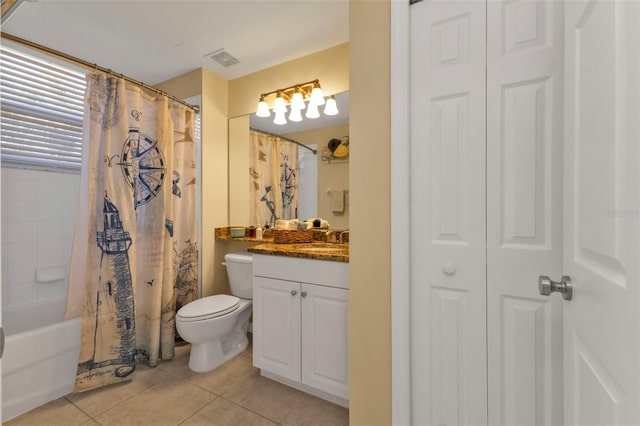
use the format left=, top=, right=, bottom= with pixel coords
left=330, top=190, right=345, bottom=213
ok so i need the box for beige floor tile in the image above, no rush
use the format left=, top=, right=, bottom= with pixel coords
left=66, top=364, right=175, bottom=416
left=220, top=369, right=305, bottom=423
left=7, top=341, right=349, bottom=426
left=93, top=379, right=216, bottom=426
left=5, top=397, right=90, bottom=426
left=181, top=398, right=276, bottom=426
left=159, top=344, right=256, bottom=397
left=281, top=393, right=349, bottom=426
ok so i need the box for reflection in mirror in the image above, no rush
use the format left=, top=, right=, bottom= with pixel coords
left=228, top=92, right=349, bottom=230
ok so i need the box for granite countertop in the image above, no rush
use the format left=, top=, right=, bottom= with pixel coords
left=248, top=242, right=349, bottom=263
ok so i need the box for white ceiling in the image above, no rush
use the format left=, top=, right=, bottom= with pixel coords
left=3, top=0, right=349, bottom=84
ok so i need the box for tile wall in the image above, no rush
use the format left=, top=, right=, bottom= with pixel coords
left=1, top=167, right=80, bottom=307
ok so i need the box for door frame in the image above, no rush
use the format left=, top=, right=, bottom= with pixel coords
left=390, top=0, right=411, bottom=425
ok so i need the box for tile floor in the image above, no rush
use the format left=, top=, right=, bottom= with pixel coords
left=6, top=343, right=349, bottom=426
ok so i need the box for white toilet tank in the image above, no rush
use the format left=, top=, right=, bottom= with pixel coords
left=224, top=252, right=254, bottom=299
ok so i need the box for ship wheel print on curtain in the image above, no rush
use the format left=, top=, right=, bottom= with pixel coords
left=118, top=128, right=166, bottom=208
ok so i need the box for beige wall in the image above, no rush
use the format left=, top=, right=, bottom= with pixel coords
left=157, top=68, right=230, bottom=297
left=228, top=115, right=250, bottom=226
left=349, top=1, right=392, bottom=425
left=284, top=124, right=350, bottom=229
left=228, top=43, right=349, bottom=118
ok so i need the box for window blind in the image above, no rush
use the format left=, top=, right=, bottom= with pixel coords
left=1, top=47, right=86, bottom=170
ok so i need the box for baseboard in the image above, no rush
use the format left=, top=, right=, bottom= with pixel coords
left=260, top=370, right=349, bottom=408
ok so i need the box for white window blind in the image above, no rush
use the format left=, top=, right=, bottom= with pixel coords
left=1, top=46, right=86, bottom=170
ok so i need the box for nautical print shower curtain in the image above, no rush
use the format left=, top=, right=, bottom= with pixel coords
left=64, top=73, right=198, bottom=392
left=279, top=141, right=298, bottom=220
left=249, top=132, right=298, bottom=227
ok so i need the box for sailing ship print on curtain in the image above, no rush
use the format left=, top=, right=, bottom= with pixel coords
left=65, top=73, right=198, bottom=392
left=249, top=132, right=298, bottom=227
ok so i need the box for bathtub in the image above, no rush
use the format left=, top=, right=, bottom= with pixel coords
left=2, top=297, right=81, bottom=422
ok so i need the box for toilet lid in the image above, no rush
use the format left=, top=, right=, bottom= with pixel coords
left=177, top=294, right=240, bottom=322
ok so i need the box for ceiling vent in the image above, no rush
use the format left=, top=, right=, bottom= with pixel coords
left=205, top=49, right=239, bottom=67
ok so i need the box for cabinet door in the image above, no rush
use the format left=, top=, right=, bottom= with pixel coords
left=253, top=276, right=301, bottom=381
left=301, top=283, right=349, bottom=399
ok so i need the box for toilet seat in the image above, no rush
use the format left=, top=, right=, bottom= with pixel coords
left=177, top=294, right=240, bottom=322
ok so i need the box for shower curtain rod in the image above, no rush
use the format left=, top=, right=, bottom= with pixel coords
left=1, top=33, right=199, bottom=113
left=250, top=127, right=318, bottom=155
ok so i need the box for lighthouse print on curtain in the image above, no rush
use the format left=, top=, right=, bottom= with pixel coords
left=65, top=73, right=198, bottom=392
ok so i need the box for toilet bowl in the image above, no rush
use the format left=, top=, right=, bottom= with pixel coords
left=176, top=252, right=253, bottom=372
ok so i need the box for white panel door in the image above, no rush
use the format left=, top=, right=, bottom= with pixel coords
left=252, top=276, right=301, bottom=381
left=563, top=1, right=640, bottom=424
left=410, top=1, right=487, bottom=424
left=486, top=1, right=564, bottom=425
left=301, top=283, right=349, bottom=399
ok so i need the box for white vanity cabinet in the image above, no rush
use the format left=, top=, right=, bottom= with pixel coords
left=252, top=254, right=349, bottom=406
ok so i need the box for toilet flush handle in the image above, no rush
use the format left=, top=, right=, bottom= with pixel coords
left=221, top=262, right=226, bottom=266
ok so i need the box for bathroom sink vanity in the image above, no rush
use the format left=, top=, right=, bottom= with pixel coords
left=251, top=253, right=349, bottom=407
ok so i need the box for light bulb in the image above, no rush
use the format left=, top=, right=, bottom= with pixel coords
left=323, top=95, right=339, bottom=116
left=310, top=85, right=325, bottom=106
left=305, top=102, right=320, bottom=119
left=273, top=94, right=287, bottom=113
left=288, top=107, right=302, bottom=122
left=291, top=91, right=305, bottom=110
left=274, top=112, right=287, bottom=125
left=256, top=98, right=270, bottom=117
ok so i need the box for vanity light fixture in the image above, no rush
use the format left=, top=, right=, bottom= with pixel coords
left=324, top=95, right=339, bottom=116
left=291, top=88, right=306, bottom=110
left=288, top=107, right=303, bottom=122
left=305, top=102, right=320, bottom=119
left=255, top=79, right=338, bottom=125
left=273, top=112, right=287, bottom=125
left=256, top=95, right=270, bottom=117
left=273, top=92, right=287, bottom=114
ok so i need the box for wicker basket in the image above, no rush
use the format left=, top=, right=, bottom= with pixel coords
left=273, top=229, right=313, bottom=244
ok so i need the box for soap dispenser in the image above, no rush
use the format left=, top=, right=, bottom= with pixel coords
left=256, top=225, right=263, bottom=240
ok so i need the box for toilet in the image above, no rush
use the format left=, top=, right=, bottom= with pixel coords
left=176, top=251, right=253, bottom=372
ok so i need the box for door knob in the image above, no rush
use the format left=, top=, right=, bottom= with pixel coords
left=442, top=260, right=457, bottom=275
left=291, top=290, right=297, bottom=296
left=538, top=275, right=573, bottom=301
left=301, top=291, right=308, bottom=298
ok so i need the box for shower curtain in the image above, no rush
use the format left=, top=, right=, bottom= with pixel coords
left=65, top=73, right=198, bottom=392
left=249, top=132, right=298, bottom=227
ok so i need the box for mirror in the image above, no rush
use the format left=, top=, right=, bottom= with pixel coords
left=228, top=91, right=349, bottom=229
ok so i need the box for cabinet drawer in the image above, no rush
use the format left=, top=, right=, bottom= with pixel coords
left=253, top=254, right=349, bottom=289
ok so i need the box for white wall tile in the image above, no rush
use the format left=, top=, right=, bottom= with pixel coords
left=8, top=261, right=36, bottom=284
left=8, top=282, right=38, bottom=306
left=5, top=179, right=38, bottom=201
left=37, top=221, right=64, bottom=242
left=1, top=242, right=8, bottom=267
left=37, top=200, right=64, bottom=222
left=7, top=221, right=38, bottom=243
left=7, top=241, right=37, bottom=264
left=2, top=167, right=79, bottom=308
left=37, top=281, right=67, bottom=300
left=36, top=179, right=60, bottom=201
left=37, top=240, right=65, bottom=264
left=7, top=200, right=38, bottom=222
